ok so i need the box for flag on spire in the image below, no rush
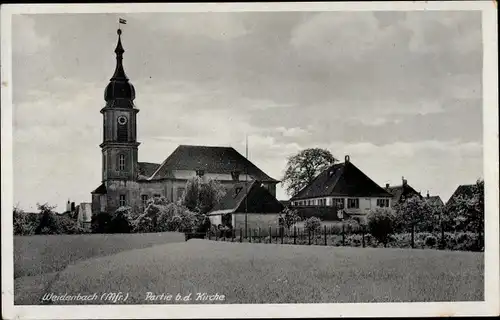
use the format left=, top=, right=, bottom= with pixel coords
left=119, top=18, right=127, bottom=24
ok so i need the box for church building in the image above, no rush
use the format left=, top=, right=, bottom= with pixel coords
left=91, top=28, right=278, bottom=215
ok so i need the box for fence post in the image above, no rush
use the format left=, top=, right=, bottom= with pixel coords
left=249, top=229, right=252, bottom=243
left=215, top=230, right=218, bottom=241
left=269, top=226, right=272, bottom=243
left=232, top=229, right=235, bottom=242
left=294, top=226, right=297, bottom=245
left=280, top=227, right=284, bottom=244
left=223, top=230, right=226, bottom=242
left=362, top=225, right=365, bottom=248
left=308, top=229, right=311, bottom=245
left=258, top=227, right=261, bottom=243
left=342, top=222, right=345, bottom=246
left=440, top=220, right=445, bottom=250
left=208, top=231, right=211, bottom=240
left=240, top=228, right=243, bottom=242
left=411, top=224, right=415, bottom=249
left=324, top=225, right=327, bottom=246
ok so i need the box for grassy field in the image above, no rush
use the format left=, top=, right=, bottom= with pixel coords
left=14, top=232, right=185, bottom=278
left=38, top=239, right=483, bottom=305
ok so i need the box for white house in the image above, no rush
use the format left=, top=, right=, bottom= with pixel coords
left=289, top=155, right=393, bottom=220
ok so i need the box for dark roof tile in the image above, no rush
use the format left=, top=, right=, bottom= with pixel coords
left=290, top=161, right=392, bottom=200
left=149, top=145, right=277, bottom=182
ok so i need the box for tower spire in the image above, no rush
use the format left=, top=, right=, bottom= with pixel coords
left=104, top=26, right=135, bottom=104
left=111, top=28, right=128, bottom=81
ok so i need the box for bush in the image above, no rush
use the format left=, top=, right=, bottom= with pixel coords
left=366, top=208, right=396, bottom=247
left=133, top=197, right=198, bottom=233
left=304, top=217, right=322, bottom=233
left=13, top=207, right=39, bottom=236
left=424, top=235, right=437, bottom=247
left=91, top=212, right=113, bottom=233
left=34, top=203, right=84, bottom=235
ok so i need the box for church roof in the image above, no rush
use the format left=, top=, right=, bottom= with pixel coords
left=290, top=158, right=393, bottom=200
left=209, top=180, right=284, bottom=215
left=147, top=145, right=278, bottom=182
left=104, top=28, right=136, bottom=105
left=91, top=183, right=107, bottom=195
left=137, top=162, right=160, bottom=179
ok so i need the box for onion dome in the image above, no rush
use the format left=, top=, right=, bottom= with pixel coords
left=104, top=28, right=135, bottom=107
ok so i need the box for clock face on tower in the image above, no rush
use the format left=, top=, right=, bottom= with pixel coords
left=117, top=116, right=128, bottom=125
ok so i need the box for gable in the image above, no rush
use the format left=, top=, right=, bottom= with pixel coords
left=386, top=184, right=421, bottom=203
left=210, top=180, right=284, bottom=214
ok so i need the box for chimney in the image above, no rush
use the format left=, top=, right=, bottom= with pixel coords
left=345, top=155, right=350, bottom=163
left=385, top=183, right=390, bottom=189
left=402, top=176, right=407, bottom=186
left=426, top=190, right=430, bottom=198
left=66, top=200, right=71, bottom=212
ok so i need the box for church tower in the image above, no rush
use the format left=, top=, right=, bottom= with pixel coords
left=100, top=28, right=140, bottom=182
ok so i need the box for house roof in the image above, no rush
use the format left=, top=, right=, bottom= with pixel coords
left=148, top=145, right=277, bottom=182
left=385, top=184, right=421, bottom=203
left=91, top=183, right=107, bottom=194
left=280, top=200, right=291, bottom=208
left=290, top=160, right=393, bottom=201
left=210, top=180, right=284, bottom=215
left=446, top=184, right=475, bottom=206
left=426, top=195, right=444, bottom=206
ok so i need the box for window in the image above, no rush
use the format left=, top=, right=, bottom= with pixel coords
left=119, top=194, right=126, bottom=207
left=347, top=198, right=359, bottom=209
left=235, top=187, right=243, bottom=197
left=333, top=198, right=344, bottom=209
left=377, top=199, right=390, bottom=208
left=177, top=188, right=185, bottom=200
left=153, top=194, right=161, bottom=198
left=196, top=170, right=205, bottom=177
left=141, top=195, right=149, bottom=207
left=118, top=154, right=125, bottom=171
left=231, top=171, right=240, bottom=181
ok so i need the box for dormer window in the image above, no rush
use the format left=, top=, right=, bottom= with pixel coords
left=231, top=170, right=241, bottom=181
left=196, top=170, right=205, bottom=177
left=234, top=187, right=243, bottom=197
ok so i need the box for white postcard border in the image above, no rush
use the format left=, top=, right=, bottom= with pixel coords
left=1, top=2, right=498, bottom=319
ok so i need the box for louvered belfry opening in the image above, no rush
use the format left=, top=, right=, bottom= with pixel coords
left=117, top=122, right=128, bottom=142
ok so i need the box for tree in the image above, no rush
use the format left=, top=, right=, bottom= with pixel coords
left=181, top=177, right=226, bottom=215
left=367, top=208, right=396, bottom=247
left=393, top=195, right=435, bottom=248
left=278, top=207, right=302, bottom=230
left=447, top=179, right=484, bottom=249
left=282, top=148, right=338, bottom=197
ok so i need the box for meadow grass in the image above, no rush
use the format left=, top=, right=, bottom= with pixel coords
left=14, top=232, right=185, bottom=278
left=41, top=239, right=483, bottom=305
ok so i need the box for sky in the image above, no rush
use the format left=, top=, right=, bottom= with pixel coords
left=11, top=10, right=483, bottom=211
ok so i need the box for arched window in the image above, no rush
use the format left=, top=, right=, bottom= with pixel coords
left=118, top=154, right=126, bottom=171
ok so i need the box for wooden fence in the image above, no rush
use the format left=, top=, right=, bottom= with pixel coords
left=185, top=224, right=484, bottom=251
